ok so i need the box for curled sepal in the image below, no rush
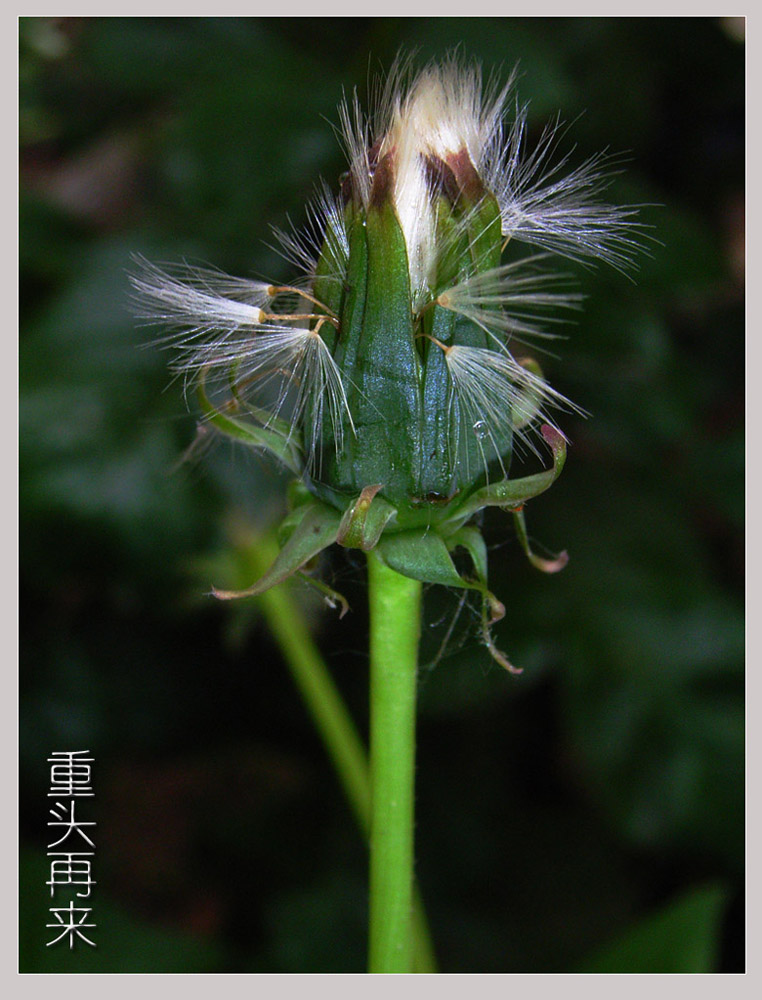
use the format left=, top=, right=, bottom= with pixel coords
left=453, top=424, right=567, bottom=522
left=479, top=599, right=522, bottom=675
left=275, top=501, right=313, bottom=547
left=512, top=507, right=569, bottom=574
left=212, top=499, right=341, bottom=600
left=337, top=485, right=398, bottom=551
left=295, top=571, right=350, bottom=618
left=444, top=526, right=497, bottom=612
left=377, top=527, right=519, bottom=671
left=377, top=528, right=488, bottom=597
left=198, top=368, right=303, bottom=476
left=446, top=526, right=520, bottom=674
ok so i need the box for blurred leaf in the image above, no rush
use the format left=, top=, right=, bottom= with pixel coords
left=578, top=883, right=729, bottom=973
left=553, top=476, right=744, bottom=868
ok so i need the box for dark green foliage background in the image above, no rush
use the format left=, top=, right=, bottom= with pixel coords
left=20, top=16, right=744, bottom=972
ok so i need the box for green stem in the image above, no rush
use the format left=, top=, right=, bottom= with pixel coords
left=367, top=549, right=422, bottom=974
left=245, top=533, right=435, bottom=973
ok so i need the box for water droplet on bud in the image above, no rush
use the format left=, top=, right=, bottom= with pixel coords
left=472, top=420, right=488, bottom=440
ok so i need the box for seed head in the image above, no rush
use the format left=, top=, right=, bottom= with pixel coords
left=131, top=57, right=643, bottom=493
left=130, top=55, right=646, bottom=655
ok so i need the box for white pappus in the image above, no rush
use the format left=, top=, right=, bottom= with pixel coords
left=130, top=56, right=644, bottom=472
